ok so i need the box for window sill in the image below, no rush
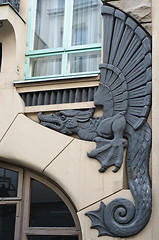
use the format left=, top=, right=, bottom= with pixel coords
left=14, top=75, right=99, bottom=112
left=14, top=74, right=100, bottom=89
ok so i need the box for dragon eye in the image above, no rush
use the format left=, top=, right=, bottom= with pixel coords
left=61, top=115, right=66, bottom=121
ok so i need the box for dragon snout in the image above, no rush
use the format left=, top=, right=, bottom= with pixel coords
left=38, top=112, right=63, bottom=130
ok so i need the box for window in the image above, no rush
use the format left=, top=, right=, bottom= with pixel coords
left=0, top=165, right=23, bottom=240
left=25, top=0, right=102, bottom=80
left=0, top=163, right=81, bottom=240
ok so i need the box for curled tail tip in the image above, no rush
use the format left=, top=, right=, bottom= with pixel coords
left=86, top=196, right=151, bottom=238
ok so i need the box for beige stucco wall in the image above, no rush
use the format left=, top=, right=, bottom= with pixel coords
left=0, top=1, right=156, bottom=239
left=0, top=5, right=27, bottom=141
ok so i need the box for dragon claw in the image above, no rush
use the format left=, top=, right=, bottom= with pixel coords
left=87, top=151, right=95, bottom=158
left=99, top=166, right=107, bottom=173
left=88, top=137, right=125, bottom=174
left=112, top=166, right=120, bottom=173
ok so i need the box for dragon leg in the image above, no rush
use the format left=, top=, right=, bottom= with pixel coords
left=87, top=113, right=127, bottom=173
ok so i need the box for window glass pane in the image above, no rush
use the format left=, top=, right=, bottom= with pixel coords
left=0, top=205, right=16, bottom=240
left=68, top=51, right=101, bottom=73
left=72, top=0, right=102, bottom=46
left=33, top=0, right=65, bottom=50
left=28, top=236, right=78, bottom=240
left=0, top=168, right=18, bottom=197
left=29, top=179, right=75, bottom=227
left=31, top=55, right=62, bottom=77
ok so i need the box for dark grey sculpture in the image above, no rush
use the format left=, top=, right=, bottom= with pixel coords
left=38, top=4, right=152, bottom=238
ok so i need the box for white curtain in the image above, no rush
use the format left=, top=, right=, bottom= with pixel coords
left=72, top=0, right=102, bottom=46
left=34, top=0, right=65, bottom=50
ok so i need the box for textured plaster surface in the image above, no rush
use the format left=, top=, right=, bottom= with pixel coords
left=108, top=0, right=151, bottom=22
left=19, top=0, right=29, bottom=21
left=0, top=5, right=27, bottom=140
left=0, top=86, right=24, bottom=141
left=0, top=114, right=73, bottom=172
left=108, top=0, right=151, bottom=33
left=44, top=138, right=124, bottom=211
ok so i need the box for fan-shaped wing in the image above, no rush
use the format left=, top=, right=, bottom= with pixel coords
left=95, top=5, right=151, bottom=129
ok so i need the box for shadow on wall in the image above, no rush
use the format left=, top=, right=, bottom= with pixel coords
left=0, top=20, right=16, bottom=73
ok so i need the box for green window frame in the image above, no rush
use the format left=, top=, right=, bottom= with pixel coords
left=25, top=0, right=102, bottom=81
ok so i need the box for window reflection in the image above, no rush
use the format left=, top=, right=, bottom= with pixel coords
left=29, top=179, right=75, bottom=227
left=72, top=0, right=102, bottom=46
left=34, top=0, right=65, bottom=50
left=0, top=168, right=18, bottom=197
left=31, top=55, right=62, bottom=77
left=68, top=51, right=101, bottom=73
left=0, top=205, right=16, bottom=240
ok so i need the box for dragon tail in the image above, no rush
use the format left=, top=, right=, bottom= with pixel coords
left=86, top=122, right=152, bottom=237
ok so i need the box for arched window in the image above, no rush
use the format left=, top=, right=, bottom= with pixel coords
left=0, top=163, right=81, bottom=240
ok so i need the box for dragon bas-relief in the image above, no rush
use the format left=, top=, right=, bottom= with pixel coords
left=38, top=110, right=127, bottom=173
left=38, top=5, right=152, bottom=238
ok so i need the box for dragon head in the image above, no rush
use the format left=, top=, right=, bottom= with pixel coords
left=38, top=109, right=94, bottom=135
left=38, top=111, right=77, bottom=135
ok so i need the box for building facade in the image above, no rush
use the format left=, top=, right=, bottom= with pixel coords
left=0, top=0, right=158, bottom=239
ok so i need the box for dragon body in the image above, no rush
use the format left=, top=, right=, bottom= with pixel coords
left=38, top=4, right=152, bottom=238
left=38, top=110, right=151, bottom=237
left=86, top=123, right=151, bottom=237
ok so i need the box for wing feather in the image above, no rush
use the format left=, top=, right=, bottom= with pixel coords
left=95, top=5, right=152, bottom=127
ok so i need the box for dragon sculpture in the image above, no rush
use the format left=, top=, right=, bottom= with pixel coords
left=38, top=5, right=152, bottom=238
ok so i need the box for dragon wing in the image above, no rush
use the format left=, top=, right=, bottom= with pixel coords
left=95, top=5, right=151, bottom=130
